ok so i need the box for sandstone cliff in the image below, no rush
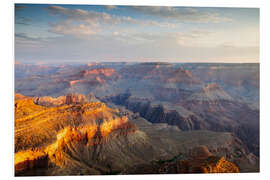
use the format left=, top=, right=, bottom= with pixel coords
left=104, top=88, right=259, bottom=157
left=15, top=94, right=258, bottom=175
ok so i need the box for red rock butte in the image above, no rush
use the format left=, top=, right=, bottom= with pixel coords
left=83, top=68, right=115, bottom=77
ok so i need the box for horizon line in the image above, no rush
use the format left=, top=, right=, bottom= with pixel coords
left=15, top=60, right=260, bottom=65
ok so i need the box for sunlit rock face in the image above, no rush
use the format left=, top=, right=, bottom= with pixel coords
left=177, top=146, right=239, bottom=173
left=15, top=93, right=28, bottom=100
left=33, top=93, right=100, bottom=107
left=14, top=62, right=259, bottom=175
left=119, top=63, right=201, bottom=84
left=15, top=121, right=137, bottom=175
left=67, top=68, right=119, bottom=87
left=15, top=94, right=259, bottom=175
left=83, top=68, right=116, bottom=77
left=14, top=94, right=142, bottom=175
left=69, top=79, right=85, bottom=87
left=122, top=146, right=239, bottom=174
left=15, top=94, right=133, bottom=151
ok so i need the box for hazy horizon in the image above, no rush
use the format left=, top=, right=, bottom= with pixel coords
left=15, top=60, right=260, bottom=65
left=15, top=4, right=259, bottom=64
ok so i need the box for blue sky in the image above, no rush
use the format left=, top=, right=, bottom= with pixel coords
left=15, top=4, right=259, bottom=63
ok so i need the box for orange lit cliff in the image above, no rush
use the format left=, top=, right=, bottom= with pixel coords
left=15, top=93, right=137, bottom=175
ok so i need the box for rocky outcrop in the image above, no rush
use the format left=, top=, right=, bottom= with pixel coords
left=15, top=93, right=29, bottom=100
left=15, top=94, right=146, bottom=175
left=119, top=63, right=201, bottom=84
left=103, top=91, right=259, bottom=157
left=181, top=98, right=259, bottom=156
left=15, top=119, right=137, bottom=175
left=14, top=62, right=260, bottom=175
left=15, top=95, right=126, bottom=152
left=15, top=150, right=48, bottom=175
left=123, top=146, right=239, bottom=174
left=15, top=94, right=259, bottom=175
left=102, top=94, right=204, bottom=131
left=83, top=68, right=116, bottom=77
left=130, top=102, right=202, bottom=130
left=69, top=79, right=85, bottom=87
left=33, top=93, right=100, bottom=107
left=178, top=146, right=239, bottom=173
left=187, top=83, right=233, bottom=101
left=162, top=67, right=201, bottom=84
left=67, top=68, right=117, bottom=87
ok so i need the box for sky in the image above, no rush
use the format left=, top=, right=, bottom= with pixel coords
left=15, top=4, right=260, bottom=64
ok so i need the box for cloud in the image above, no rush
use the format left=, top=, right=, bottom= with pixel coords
left=47, top=5, right=176, bottom=36
left=15, top=5, right=31, bottom=25
left=15, top=16, right=31, bottom=25
left=47, top=6, right=110, bottom=36
left=47, top=5, right=108, bottom=25
left=15, top=33, right=46, bottom=49
left=49, top=21, right=97, bottom=36
left=47, top=5, right=177, bottom=26
left=172, top=30, right=214, bottom=47
left=15, top=5, right=28, bottom=11
left=15, top=30, right=259, bottom=63
left=15, top=33, right=41, bottom=41
left=110, top=30, right=213, bottom=47
left=16, top=5, right=258, bottom=63
left=129, top=6, right=232, bottom=23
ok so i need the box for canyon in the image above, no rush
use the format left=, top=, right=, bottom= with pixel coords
left=14, top=62, right=260, bottom=175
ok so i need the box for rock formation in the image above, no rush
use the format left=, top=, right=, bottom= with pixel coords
left=15, top=94, right=259, bottom=175
left=33, top=93, right=100, bottom=107
left=104, top=85, right=259, bottom=157
left=177, top=146, right=239, bottom=173
left=14, top=62, right=260, bottom=175
left=123, top=146, right=239, bottom=174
